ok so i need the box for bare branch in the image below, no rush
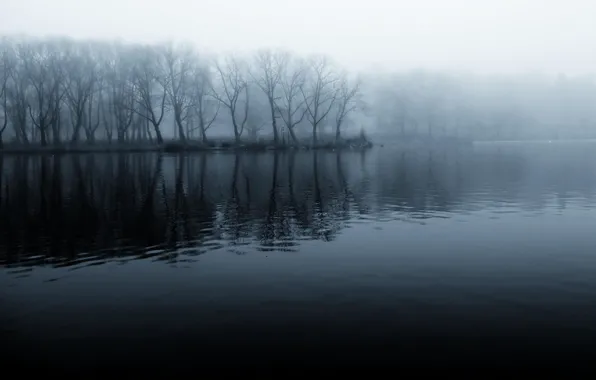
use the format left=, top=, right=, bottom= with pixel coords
left=212, top=54, right=249, bottom=141
left=334, top=72, right=361, bottom=140
left=300, top=55, right=340, bottom=143
left=162, top=43, right=197, bottom=141
left=250, top=49, right=289, bottom=142
left=129, top=45, right=168, bottom=143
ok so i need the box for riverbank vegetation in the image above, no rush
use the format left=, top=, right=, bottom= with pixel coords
left=2, top=35, right=596, bottom=154
left=0, top=36, right=370, bottom=153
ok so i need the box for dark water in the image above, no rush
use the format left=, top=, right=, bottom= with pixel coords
left=1, top=142, right=596, bottom=369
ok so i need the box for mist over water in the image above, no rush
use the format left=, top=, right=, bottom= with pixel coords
left=3, top=0, right=596, bottom=370
left=2, top=142, right=596, bottom=368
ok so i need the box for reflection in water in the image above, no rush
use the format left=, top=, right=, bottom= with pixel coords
left=3, top=144, right=596, bottom=368
left=0, top=151, right=364, bottom=269
left=2, top=144, right=596, bottom=270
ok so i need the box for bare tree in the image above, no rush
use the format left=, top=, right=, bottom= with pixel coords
left=111, top=80, right=135, bottom=143
left=0, top=45, right=12, bottom=147
left=163, top=43, right=196, bottom=142
left=23, top=41, right=66, bottom=146
left=301, top=56, right=338, bottom=145
left=6, top=56, right=29, bottom=144
left=81, top=42, right=110, bottom=144
left=277, top=54, right=308, bottom=144
left=63, top=43, right=98, bottom=144
left=245, top=119, right=266, bottom=141
left=191, top=65, right=220, bottom=142
left=334, top=72, right=361, bottom=142
left=245, top=84, right=268, bottom=141
left=130, top=46, right=168, bottom=144
left=105, top=47, right=135, bottom=143
left=251, top=49, right=286, bottom=144
left=84, top=79, right=102, bottom=143
left=212, top=55, right=249, bottom=142
left=99, top=86, right=115, bottom=143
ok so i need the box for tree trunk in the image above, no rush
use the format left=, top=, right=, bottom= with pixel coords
left=152, top=123, right=164, bottom=144
left=175, top=110, right=186, bottom=142
left=117, top=128, right=126, bottom=143
left=106, top=127, right=113, bottom=144
left=142, top=119, right=149, bottom=142
left=71, top=116, right=83, bottom=144
left=288, top=127, right=298, bottom=144
left=185, top=116, right=191, bottom=140
left=84, top=128, right=95, bottom=144
left=147, top=127, right=153, bottom=143
left=269, top=98, right=279, bottom=144
left=335, top=122, right=341, bottom=143
left=233, top=120, right=241, bottom=143
left=39, top=123, right=48, bottom=147
left=52, top=122, right=61, bottom=146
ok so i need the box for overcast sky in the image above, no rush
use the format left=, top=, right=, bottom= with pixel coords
left=1, top=0, right=595, bottom=75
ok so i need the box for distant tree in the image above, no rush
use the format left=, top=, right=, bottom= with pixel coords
left=83, top=73, right=102, bottom=143
left=163, top=43, right=196, bottom=142
left=5, top=48, right=29, bottom=144
left=191, top=65, right=220, bottom=142
left=277, top=54, right=308, bottom=144
left=334, top=72, right=360, bottom=142
left=130, top=45, right=169, bottom=144
left=23, top=41, right=66, bottom=146
left=244, top=83, right=268, bottom=141
left=63, top=43, right=98, bottom=144
left=301, top=56, right=338, bottom=145
left=212, top=55, right=249, bottom=142
left=251, top=49, right=286, bottom=144
left=104, top=46, right=135, bottom=143
left=0, top=44, right=12, bottom=147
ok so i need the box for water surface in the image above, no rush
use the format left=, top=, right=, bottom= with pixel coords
left=1, top=143, right=596, bottom=368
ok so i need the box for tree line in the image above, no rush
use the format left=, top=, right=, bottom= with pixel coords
left=3, top=35, right=596, bottom=148
left=368, top=70, right=596, bottom=141
left=0, top=36, right=362, bottom=148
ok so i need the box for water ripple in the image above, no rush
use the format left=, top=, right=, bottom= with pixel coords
left=1, top=147, right=596, bottom=272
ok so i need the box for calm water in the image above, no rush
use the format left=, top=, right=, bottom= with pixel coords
left=1, top=142, right=596, bottom=369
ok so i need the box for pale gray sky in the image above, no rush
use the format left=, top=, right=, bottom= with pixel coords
left=1, top=0, right=595, bottom=74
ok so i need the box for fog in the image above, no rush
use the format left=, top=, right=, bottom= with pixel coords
left=1, top=1, right=596, bottom=144
left=4, top=2, right=596, bottom=369
left=2, top=0, right=596, bottom=74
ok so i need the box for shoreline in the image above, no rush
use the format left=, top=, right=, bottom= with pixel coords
left=0, top=141, right=375, bottom=155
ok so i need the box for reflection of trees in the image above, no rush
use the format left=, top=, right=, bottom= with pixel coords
left=260, top=152, right=279, bottom=244
left=373, top=145, right=596, bottom=216
left=0, top=151, right=367, bottom=268
left=3, top=145, right=596, bottom=269
left=221, top=154, right=254, bottom=245
left=133, top=154, right=163, bottom=247
left=0, top=154, right=175, bottom=267
left=309, top=151, right=342, bottom=242
left=336, top=153, right=351, bottom=220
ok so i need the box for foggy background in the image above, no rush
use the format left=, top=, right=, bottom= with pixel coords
left=1, top=0, right=596, bottom=141
left=3, top=0, right=595, bottom=74
left=4, top=1, right=596, bottom=370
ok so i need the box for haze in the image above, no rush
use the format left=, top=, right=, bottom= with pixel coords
left=2, top=0, right=595, bottom=75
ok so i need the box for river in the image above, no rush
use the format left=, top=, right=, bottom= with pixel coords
left=1, top=142, right=596, bottom=369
